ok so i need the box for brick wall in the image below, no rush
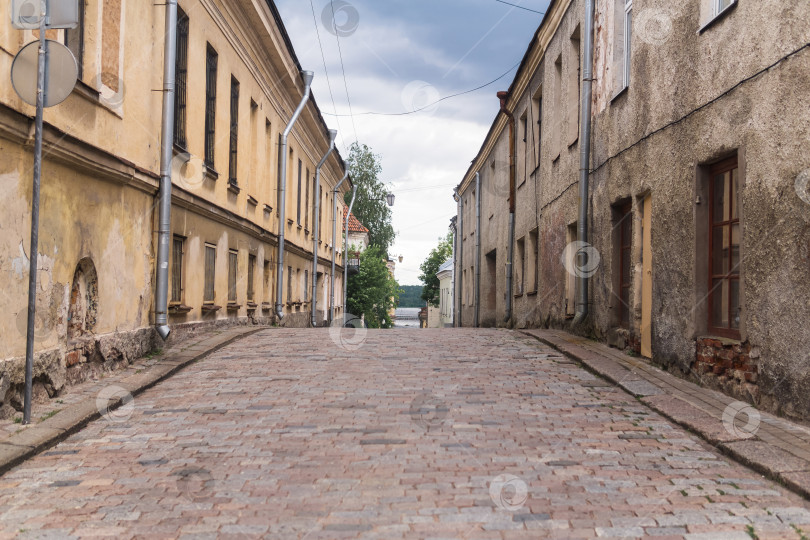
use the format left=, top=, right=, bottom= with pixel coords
left=693, top=337, right=759, bottom=402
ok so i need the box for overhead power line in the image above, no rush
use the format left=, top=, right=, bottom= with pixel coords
left=493, top=0, right=546, bottom=14
left=323, top=60, right=522, bottom=118
left=308, top=0, right=344, bottom=148
left=330, top=0, right=359, bottom=145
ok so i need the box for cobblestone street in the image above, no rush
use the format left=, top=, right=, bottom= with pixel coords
left=1, top=328, right=809, bottom=539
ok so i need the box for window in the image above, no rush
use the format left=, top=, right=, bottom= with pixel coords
left=519, top=112, right=528, bottom=184
left=304, top=270, right=309, bottom=302
left=516, top=237, right=525, bottom=296
left=171, top=236, right=184, bottom=303
left=173, top=7, right=189, bottom=149
left=552, top=55, right=562, bottom=161
left=204, top=46, right=218, bottom=168
left=623, top=0, right=633, bottom=89
left=263, top=260, right=271, bottom=299
left=708, top=158, right=741, bottom=337
left=717, top=0, right=735, bottom=15
left=532, top=88, right=542, bottom=168
left=287, top=266, right=292, bottom=303
left=568, top=26, right=581, bottom=146
left=529, top=229, right=539, bottom=293
left=249, top=100, right=258, bottom=193
left=228, top=250, right=238, bottom=303
left=305, top=167, right=311, bottom=229
left=228, top=77, right=240, bottom=185
left=618, top=202, right=633, bottom=327
left=204, top=244, right=216, bottom=303
left=64, top=0, right=85, bottom=79
left=297, top=159, right=303, bottom=225
left=247, top=254, right=256, bottom=302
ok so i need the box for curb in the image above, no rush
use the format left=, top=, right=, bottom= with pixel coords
left=0, top=327, right=267, bottom=477
left=519, top=330, right=810, bottom=502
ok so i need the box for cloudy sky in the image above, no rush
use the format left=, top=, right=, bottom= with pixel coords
left=274, top=0, right=550, bottom=285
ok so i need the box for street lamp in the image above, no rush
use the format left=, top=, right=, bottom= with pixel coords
left=386, top=192, right=395, bottom=207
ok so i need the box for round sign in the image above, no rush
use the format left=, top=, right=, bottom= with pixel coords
left=11, top=39, right=78, bottom=108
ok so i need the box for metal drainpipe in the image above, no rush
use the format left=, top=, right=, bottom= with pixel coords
left=474, top=172, right=482, bottom=328
left=276, top=71, right=314, bottom=321
left=497, top=91, right=516, bottom=325
left=154, top=0, right=178, bottom=341
left=454, top=188, right=463, bottom=327
left=574, top=0, right=595, bottom=325
left=330, top=170, right=350, bottom=323
left=343, top=184, right=358, bottom=326
left=311, top=129, right=337, bottom=327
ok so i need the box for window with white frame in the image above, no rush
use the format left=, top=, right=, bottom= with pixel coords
left=716, top=0, right=735, bottom=16
left=623, top=0, right=632, bottom=89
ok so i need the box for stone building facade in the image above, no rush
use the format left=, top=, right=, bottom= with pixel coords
left=0, top=0, right=348, bottom=415
left=455, top=0, right=810, bottom=421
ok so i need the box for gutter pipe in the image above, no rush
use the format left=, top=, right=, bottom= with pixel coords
left=343, top=184, right=358, bottom=326
left=474, top=171, right=481, bottom=328
left=330, top=170, right=350, bottom=323
left=154, top=0, right=178, bottom=341
left=276, top=70, right=314, bottom=321
left=311, top=129, right=338, bottom=327
left=574, top=0, right=595, bottom=325
left=497, top=91, right=516, bottom=325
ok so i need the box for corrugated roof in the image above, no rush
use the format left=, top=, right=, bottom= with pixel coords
left=438, top=259, right=454, bottom=273
left=343, top=207, right=369, bottom=233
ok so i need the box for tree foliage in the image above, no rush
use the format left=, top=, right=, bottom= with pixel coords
left=397, top=285, right=424, bottom=308
left=347, top=245, right=401, bottom=328
left=419, top=233, right=454, bottom=307
left=344, top=142, right=396, bottom=257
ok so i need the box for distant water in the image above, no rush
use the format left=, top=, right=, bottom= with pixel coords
left=394, top=307, right=421, bottom=328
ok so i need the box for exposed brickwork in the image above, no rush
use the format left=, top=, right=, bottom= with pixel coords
left=693, top=337, right=759, bottom=403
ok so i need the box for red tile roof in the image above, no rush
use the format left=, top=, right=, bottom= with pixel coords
left=343, top=207, right=369, bottom=233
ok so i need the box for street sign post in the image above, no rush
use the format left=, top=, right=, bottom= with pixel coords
left=11, top=0, right=78, bottom=29
left=10, top=0, right=78, bottom=424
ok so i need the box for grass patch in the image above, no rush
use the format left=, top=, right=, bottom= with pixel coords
left=39, top=410, right=59, bottom=422
left=745, top=525, right=759, bottom=540
left=792, top=524, right=809, bottom=540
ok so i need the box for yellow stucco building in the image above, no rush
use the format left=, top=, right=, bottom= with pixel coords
left=0, top=0, right=348, bottom=414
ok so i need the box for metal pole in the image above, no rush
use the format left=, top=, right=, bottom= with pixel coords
left=154, top=0, right=178, bottom=341
left=343, top=184, right=357, bottom=326
left=23, top=0, right=48, bottom=425
left=474, top=172, right=481, bottom=328
left=330, top=171, right=349, bottom=323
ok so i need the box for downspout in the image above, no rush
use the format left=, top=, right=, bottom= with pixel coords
left=453, top=188, right=463, bottom=327
left=154, top=0, right=178, bottom=341
left=311, top=129, right=338, bottom=327
left=330, top=170, right=350, bottom=323
left=574, top=0, right=595, bottom=325
left=497, top=91, right=516, bottom=325
left=474, top=171, right=482, bottom=328
left=343, top=184, right=358, bottom=325
left=276, top=70, right=314, bottom=321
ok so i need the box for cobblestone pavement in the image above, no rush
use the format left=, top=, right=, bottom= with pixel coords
left=1, top=328, right=809, bottom=539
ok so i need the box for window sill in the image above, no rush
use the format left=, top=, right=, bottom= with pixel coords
left=517, top=179, right=527, bottom=190
left=227, top=182, right=241, bottom=195
left=263, top=204, right=273, bottom=214
left=526, top=290, right=538, bottom=297
left=611, top=85, right=629, bottom=103
left=700, top=332, right=741, bottom=344
left=226, top=303, right=241, bottom=311
left=246, top=302, right=258, bottom=310
left=699, top=1, right=738, bottom=34
left=297, top=225, right=303, bottom=231
left=201, top=304, right=221, bottom=314
left=287, top=219, right=294, bottom=226
left=247, top=195, right=258, bottom=206
left=204, top=165, right=219, bottom=182
left=261, top=302, right=272, bottom=311
left=168, top=303, right=192, bottom=314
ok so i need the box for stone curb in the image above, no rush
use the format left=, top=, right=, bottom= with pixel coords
left=519, top=330, right=810, bottom=501
left=0, top=327, right=267, bottom=477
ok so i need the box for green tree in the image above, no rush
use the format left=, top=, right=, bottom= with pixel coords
left=345, top=142, right=396, bottom=257
left=419, top=233, right=453, bottom=307
left=347, top=245, right=401, bottom=328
